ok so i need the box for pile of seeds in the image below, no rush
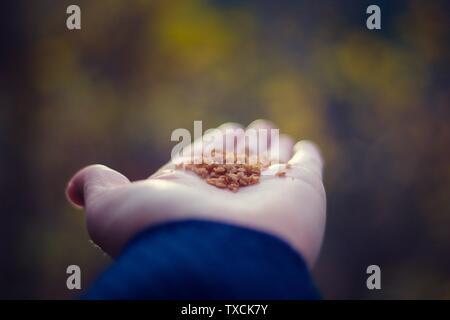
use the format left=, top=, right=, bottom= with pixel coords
left=176, top=149, right=293, bottom=192
left=176, top=151, right=268, bottom=192
left=183, top=162, right=262, bottom=192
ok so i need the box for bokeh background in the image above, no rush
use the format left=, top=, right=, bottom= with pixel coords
left=1, top=0, right=449, bottom=299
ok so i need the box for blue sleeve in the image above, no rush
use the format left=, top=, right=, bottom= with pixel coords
left=83, top=220, right=321, bottom=299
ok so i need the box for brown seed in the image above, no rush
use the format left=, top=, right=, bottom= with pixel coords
left=239, top=178, right=248, bottom=186
left=177, top=150, right=288, bottom=191
left=276, top=171, right=286, bottom=177
left=214, top=166, right=226, bottom=173
left=197, top=168, right=208, bottom=177
left=215, top=182, right=227, bottom=188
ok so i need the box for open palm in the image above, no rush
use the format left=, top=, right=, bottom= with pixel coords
left=67, top=120, right=326, bottom=268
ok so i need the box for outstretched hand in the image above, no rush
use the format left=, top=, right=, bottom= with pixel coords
left=66, top=120, right=326, bottom=268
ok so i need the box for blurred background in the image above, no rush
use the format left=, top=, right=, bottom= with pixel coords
left=1, top=0, right=449, bottom=299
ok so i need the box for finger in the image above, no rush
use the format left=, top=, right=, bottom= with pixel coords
left=66, top=164, right=130, bottom=208
left=218, top=122, right=245, bottom=154
left=178, top=122, right=244, bottom=164
left=246, top=119, right=277, bottom=157
left=270, top=133, right=295, bottom=163
left=154, top=123, right=245, bottom=177
left=217, top=122, right=243, bottom=132
left=247, top=119, right=276, bottom=132
left=288, top=140, right=324, bottom=179
left=182, top=127, right=223, bottom=162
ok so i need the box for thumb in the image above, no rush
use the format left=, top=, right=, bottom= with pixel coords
left=66, top=164, right=130, bottom=208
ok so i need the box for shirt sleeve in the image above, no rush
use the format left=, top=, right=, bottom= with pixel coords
left=83, top=219, right=321, bottom=300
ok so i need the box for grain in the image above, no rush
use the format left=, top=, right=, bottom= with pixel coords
left=177, top=150, right=288, bottom=192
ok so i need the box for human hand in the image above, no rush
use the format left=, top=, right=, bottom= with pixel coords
left=66, top=120, right=326, bottom=268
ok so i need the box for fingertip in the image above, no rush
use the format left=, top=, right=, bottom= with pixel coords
left=280, top=133, right=295, bottom=147
left=247, top=119, right=276, bottom=130
left=65, top=164, right=129, bottom=208
left=290, top=140, right=324, bottom=178
left=66, top=177, right=85, bottom=208
left=273, top=134, right=295, bottom=162
left=293, top=140, right=323, bottom=163
left=218, top=122, right=244, bottom=131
